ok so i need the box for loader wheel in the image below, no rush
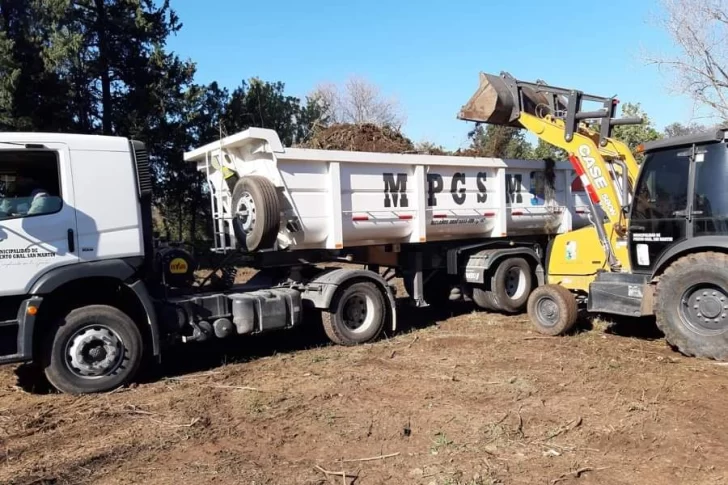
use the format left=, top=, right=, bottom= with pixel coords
left=43, top=305, right=143, bottom=394
left=231, top=175, right=280, bottom=251
left=472, top=286, right=499, bottom=311
left=654, top=252, right=728, bottom=360
left=322, top=282, right=386, bottom=346
left=527, top=284, right=578, bottom=336
left=489, top=257, right=533, bottom=313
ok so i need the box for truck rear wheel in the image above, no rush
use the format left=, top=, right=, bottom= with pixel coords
left=655, top=252, right=728, bottom=360
left=527, top=284, right=578, bottom=336
left=472, top=286, right=499, bottom=311
left=43, top=305, right=143, bottom=394
left=322, top=282, right=386, bottom=345
left=231, top=175, right=280, bottom=251
left=489, top=257, right=533, bottom=313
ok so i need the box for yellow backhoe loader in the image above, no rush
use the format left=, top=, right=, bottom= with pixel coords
left=459, top=72, right=728, bottom=360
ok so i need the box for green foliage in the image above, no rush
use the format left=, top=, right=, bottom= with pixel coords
left=532, top=139, right=567, bottom=161
left=663, top=121, right=708, bottom=138
left=0, top=1, right=324, bottom=245
left=468, top=124, right=532, bottom=158
left=223, top=78, right=324, bottom=146
left=611, top=102, right=663, bottom=163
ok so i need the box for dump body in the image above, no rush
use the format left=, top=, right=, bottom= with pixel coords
left=185, top=128, right=591, bottom=252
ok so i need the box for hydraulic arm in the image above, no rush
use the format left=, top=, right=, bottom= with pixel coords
left=458, top=72, right=643, bottom=276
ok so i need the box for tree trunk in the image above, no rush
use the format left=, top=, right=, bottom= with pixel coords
left=94, top=0, right=112, bottom=134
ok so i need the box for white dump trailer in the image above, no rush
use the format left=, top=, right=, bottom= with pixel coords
left=184, top=128, right=591, bottom=254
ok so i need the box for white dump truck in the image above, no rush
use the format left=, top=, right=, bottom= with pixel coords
left=0, top=128, right=589, bottom=394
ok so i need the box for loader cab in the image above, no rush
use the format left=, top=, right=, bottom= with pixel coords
left=628, top=128, right=728, bottom=274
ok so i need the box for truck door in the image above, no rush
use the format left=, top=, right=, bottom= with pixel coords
left=0, top=144, right=78, bottom=296
left=628, top=147, right=690, bottom=273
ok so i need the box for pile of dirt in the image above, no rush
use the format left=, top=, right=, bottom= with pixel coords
left=303, top=123, right=415, bottom=153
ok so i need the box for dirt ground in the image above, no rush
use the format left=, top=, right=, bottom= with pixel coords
left=1, top=275, right=728, bottom=485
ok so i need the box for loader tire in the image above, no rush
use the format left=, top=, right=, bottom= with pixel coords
left=322, top=282, right=386, bottom=346
left=489, top=257, right=533, bottom=313
left=472, top=286, right=499, bottom=312
left=654, top=252, right=728, bottom=360
left=43, top=305, right=143, bottom=394
left=231, top=176, right=280, bottom=251
left=527, top=284, right=578, bottom=336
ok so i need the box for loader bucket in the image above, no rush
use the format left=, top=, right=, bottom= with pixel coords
left=458, top=72, right=565, bottom=127
left=458, top=72, right=519, bottom=126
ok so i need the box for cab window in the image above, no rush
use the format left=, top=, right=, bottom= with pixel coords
left=0, top=151, right=63, bottom=221
left=632, top=148, right=690, bottom=221
left=693, top=142, right=728, bottom=235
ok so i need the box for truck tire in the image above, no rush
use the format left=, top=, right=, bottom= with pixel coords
left=322, top=281, right=386, bottom=345
left=472, top=286, right=499, bottom=311
left=654, top=252, right=728, bottom=360
left=489, top=257, right=533, bottom=313
left=43, top=305, right=143, bottom=394
left=527, top=284, right=578, bottom=336
left=231, top=175, right=280, bottom=251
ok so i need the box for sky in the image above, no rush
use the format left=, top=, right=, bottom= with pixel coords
left=166, top=0, right=708, bottom=151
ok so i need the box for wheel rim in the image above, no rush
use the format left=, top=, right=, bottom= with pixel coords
left=679, top=284, right=728, bottom=335
left=535, top=295, right=560, bottom=328
left=235, top=192, right=257, bottom=235
left=65, top=325, right=124, bottom=378
left=504, top=266, right=528, bottom=300
left=341, top=293, right=375, bottom=333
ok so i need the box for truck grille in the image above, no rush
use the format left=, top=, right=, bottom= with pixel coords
left=131, top=140, right=153, bottom=197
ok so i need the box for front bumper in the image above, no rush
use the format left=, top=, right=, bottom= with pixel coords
left=0, top=297, right=42, bottom=365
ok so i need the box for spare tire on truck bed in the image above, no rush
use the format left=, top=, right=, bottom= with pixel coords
left=230, top=175, right=281, bottom=251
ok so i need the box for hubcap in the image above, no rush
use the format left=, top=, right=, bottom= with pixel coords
left=235, top=192, right=257, bottom=235
left=536, top=296, right=560, bottom=327
left=505, top=267, right=527, bottom=300
left=680, top=285, right=728, bottom=335
left=65, top=326, right=124, bottom=378
left=341, top=294, right=374, bottom=333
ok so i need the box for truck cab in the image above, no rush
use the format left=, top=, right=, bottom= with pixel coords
left=0, top=133, right=156, bottom=393
left=0, top=132, right=399, bottom=394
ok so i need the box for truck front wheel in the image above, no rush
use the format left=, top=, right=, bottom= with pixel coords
left=655, top=252, right=728, bottom=360
left=322, top=282, right=386, bottom=345
left=43, top=305, right=143, bottom=394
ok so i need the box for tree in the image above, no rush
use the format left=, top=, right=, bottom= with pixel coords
left=0, top=0, right=76, bottom=131
left=663, top=121, right=709, bottom=137
left=468, top=124, right=533, bottom=158
left=532, top=139, right=567, bottom=161
left=310, top=76, right=406, bottom=129
left=224, top=78, right=325, bottom=147
left=415, top=140, right=448, bottom=155
left=610, top=103, right=662, bottom=162
left=646, top=0, right=728, bottom=121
